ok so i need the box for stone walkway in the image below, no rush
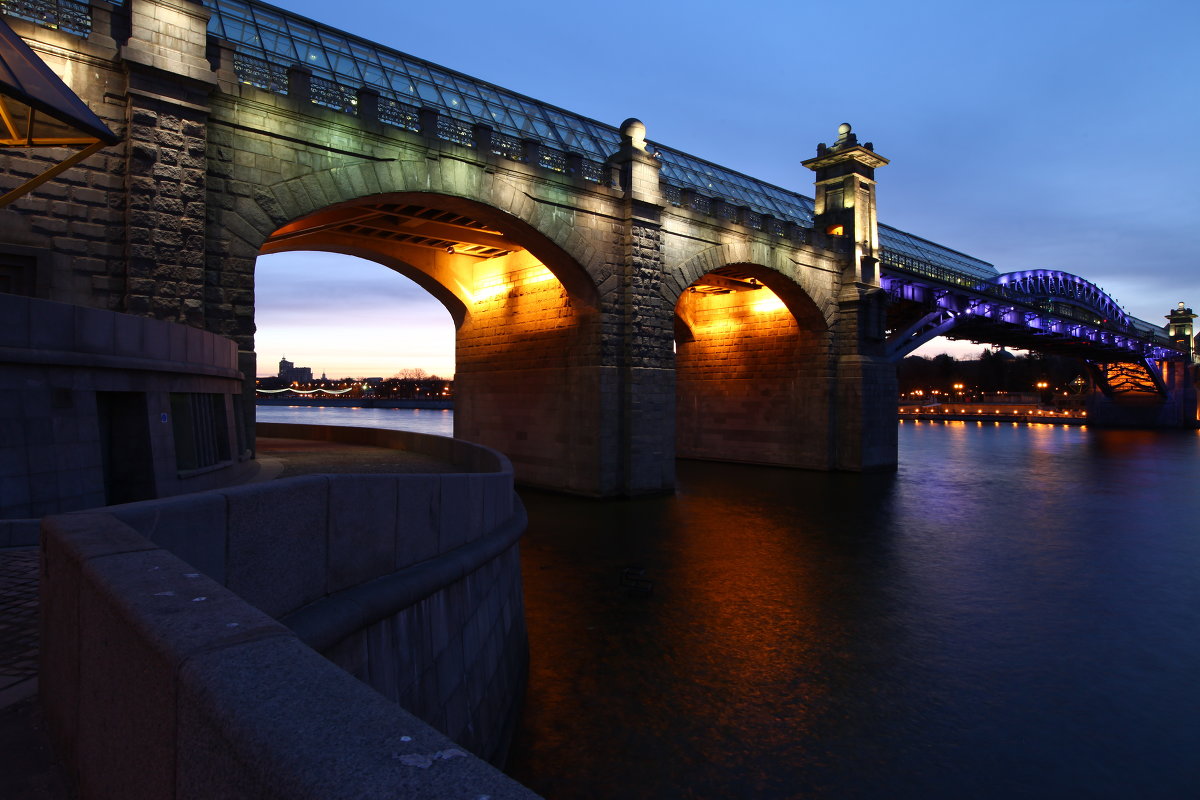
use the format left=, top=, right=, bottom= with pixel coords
left=259, top=436, right=458, bottom=477
left=0, top=437, right=459, bottom=797
left=0, top=547, right=38, bottom=707
left=0, top=546, right=68, bottom=799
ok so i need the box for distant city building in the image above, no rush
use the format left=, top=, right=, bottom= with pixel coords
left=278, top=356, right=313, bottom=384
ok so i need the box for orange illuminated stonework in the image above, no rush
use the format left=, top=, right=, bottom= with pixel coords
left=675, top=272, right=829, bottom=468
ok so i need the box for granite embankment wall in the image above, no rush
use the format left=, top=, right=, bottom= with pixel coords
left=39, top=426, right=539, bottom=799
left=0, top=292, right=248, bottom=522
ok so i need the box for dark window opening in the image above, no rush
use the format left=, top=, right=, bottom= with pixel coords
left=170, top=393, right=231, bottom=471
left=97, top=391, right=156, bottom=505
left=0, top=254, right=36, bottom=296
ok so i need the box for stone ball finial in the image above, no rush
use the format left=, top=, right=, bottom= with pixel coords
left=831, top=122, right=858, bottom=150
left=620, top=118, right=647, bottom=150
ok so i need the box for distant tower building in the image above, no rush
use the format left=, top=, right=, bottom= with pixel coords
left=278, top=356, right=313, bottom=384
left=1165, top=302, right=1196, bottom=358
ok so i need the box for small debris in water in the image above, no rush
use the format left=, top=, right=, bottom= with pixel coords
left=620, top=567, right=654, bottom=595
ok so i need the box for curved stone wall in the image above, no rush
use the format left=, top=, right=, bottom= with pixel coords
left=39, top=430, right=537, bottom=798
left=0, top=292, right=249, bottom=520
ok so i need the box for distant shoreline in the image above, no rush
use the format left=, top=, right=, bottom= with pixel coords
left=255, top=397, right=453, bottom=410
left=899, top=411, right=1085, bottom=426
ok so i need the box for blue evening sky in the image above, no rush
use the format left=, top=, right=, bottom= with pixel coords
left=255, top=0, right=1200, bottom=378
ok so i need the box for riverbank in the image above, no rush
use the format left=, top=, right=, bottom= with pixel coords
left=899, top=401, right=1086, bottom=425
left=256, top=397, right=453, bottom=409
left=898, top=410, right=1086, bottom=425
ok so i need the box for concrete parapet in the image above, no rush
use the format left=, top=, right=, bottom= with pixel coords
left=39, top=428, right=535, bottom=797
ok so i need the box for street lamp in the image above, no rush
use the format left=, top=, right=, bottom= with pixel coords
left=1035, top=380, right=1051, bottom=407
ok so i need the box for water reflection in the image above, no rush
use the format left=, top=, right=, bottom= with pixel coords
left=254, top=404, right=453, bottom=437
left=508, top=423, right=1200, bottom=799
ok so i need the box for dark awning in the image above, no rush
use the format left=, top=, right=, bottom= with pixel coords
left=0, top=15, right=119, bottom=206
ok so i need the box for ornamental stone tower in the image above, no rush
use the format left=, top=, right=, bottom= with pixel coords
left=803, top=122, right=888, bottom=285
left=804, top=124, right=897, bottom=469
left=1166, top=301, right=1196, bottom=360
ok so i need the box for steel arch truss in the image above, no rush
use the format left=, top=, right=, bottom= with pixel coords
left=978, top=270, right=1131, bottom=329
left=883, top=267, right=1182, bottom=366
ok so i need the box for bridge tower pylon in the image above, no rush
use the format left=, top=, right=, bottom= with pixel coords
left=1166, top=301, right=1197, bottom=360
left=804, top=124, right=898, bottom=469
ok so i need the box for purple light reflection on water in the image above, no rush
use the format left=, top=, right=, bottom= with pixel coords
left=508, top=421, right=1200, bottom=799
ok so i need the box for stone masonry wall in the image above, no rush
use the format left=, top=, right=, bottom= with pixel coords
left=1, top=0, right=902, bottom=496
left=0, top=14, right=128, bottom=310
left=620, top=209, right=677, bottom=492
left=455, top=253, right=606, bottom=493
left=124, top=96, right=210, bottom=326
left=676, top=286, right=830, bottom=468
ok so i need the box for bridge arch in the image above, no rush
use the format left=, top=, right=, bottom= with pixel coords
left=978, top=270, right=1131, bottom=329
left=666, top=242, right=837, bottom=331
left=670, top=247, right=835, bottom=470
left=230, top=158, right=604, bottom=314
left=218, top=158, right=619, bottom=494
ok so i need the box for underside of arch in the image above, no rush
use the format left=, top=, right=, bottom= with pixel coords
left=261, top=192, right=599, bottom=322
left=255, top=191, right=609, bottom=494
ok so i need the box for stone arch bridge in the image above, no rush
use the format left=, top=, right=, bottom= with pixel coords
left=1, top=0, right=1193, bottom=503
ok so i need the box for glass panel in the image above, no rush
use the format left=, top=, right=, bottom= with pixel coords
left=199, top=0, right=1003, bottom=285
left=465, top=97, right=488, bottom=118
left=415, top=81, right=441, bottom=104
left=256, top=29, right=296, bottom=61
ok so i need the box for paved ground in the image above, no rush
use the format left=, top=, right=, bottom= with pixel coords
left=0, top=437, right=458, bottom=797
left=0, top=548, right=37, bottom=704
left=259, top=436, right=459, bottom=477
left=0, top=547, right=70, bottom=799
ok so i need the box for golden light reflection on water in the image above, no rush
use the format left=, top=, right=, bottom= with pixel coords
left=656, top=490, right=833, bottom=727
left=510, top=425, right=1200, bottom=799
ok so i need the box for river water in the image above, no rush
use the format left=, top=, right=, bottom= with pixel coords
left=256, top=404, right=454, bottom=436
left=256, top=406, right=1200, bottom=798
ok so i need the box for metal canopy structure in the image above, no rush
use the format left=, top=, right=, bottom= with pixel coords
left=0, top=15, right=118, bottom=207
left=201, top=0, right=998, bottom=283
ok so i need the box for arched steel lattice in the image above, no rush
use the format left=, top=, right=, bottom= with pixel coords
left=977, top=270, right=1131, bottom=330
